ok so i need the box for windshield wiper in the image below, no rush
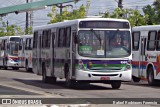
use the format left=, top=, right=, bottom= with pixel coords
left=90, top=29, right=102, bottom=48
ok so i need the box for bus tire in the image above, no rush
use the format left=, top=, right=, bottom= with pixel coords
left=147, top=67, right=156, bottom=86
left=50, top=77, right=57, bottom=84
left=132, top=76, right=141, bottom=82
left=111, top=81, right=121, bottom=89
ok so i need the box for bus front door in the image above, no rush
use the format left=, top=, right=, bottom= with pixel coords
left=3, top=40, right=7, bottom=67
left=38, top=35, right=42, bottom=74
left=18, top=39, right=22, bottom=67
left=139, top=37, right=146, bottom=78
left=71, top=31, right=76, bottom=78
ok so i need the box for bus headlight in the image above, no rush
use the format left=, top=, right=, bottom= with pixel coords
left=125, top=64, right=131, bottom=71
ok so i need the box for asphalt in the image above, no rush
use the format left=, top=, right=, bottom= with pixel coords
left=0, top=85, right=40, bottom=95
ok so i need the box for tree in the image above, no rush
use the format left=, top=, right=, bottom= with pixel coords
left=143, top=0, right=160, bottom=25
left=143, top=5, right=157, bottom=25
left=47, top=0, right=90, bottom=23
left=127, top=9, right=148, bottom=27
left=102, top=8, right=148, bottom=27
left=152, top=0, right=160, bottom=24
left=0, top=22, right=24, bottom=36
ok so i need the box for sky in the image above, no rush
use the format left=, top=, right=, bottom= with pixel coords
left=0, top=0, right=155, bottom=28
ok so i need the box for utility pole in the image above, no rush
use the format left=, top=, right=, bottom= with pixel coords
left=118, top=0, right=123, bottom=9
left=118, top=0, right=123, bottom=17
left=6, top=20, right=8, bottom=32
left=30, top=0, right=33, bottom=29
left=26, top=0, right=29, bottom=34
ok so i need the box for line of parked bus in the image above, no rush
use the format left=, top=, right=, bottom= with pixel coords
left=0, top=17, right=159, bottom=89
left=0, top=35, right=33, bottom=72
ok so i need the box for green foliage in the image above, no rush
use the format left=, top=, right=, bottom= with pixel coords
left=143, top=0, right=160, bottom=24
left=127, top=9, right=148, bottom=27
left=47, top=0, right=90, bottom=24
left=143, top=5, right=157, bottom=25
left=0, top=21, right=24, bottom=37
left=102, top=8, right=148, bottom=27
left=25, top=27, right=32, bottom=35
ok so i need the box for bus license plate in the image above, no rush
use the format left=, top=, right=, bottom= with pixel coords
left=100, top=76, right=110, bottom=80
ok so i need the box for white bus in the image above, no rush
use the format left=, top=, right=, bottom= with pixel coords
left=33, top=18, right=132, bottom=89
left=0, top=36, right=20, bottom=70
left=132, top=25, right=160, bottom=85
left=18, top=35, right=33, bottom=72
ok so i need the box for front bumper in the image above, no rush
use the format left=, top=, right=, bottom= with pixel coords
left=74, top=69, right=132, bottom=82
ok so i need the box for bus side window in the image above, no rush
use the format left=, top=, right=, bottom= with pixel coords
left=52, top=33, right=55, bottom=48
left=28, top=38, right=31, bottom=50
left=156, top=31, right=160, bottom=50
left=42, top=30, right=48, bottom=48
left=31, top=38, right=33, bottom=49
left=48, top=30, right=51, bottom=48
left=46, top=31, right=49, bottom=48
left=19, top=39, right=22, bottom=50
left=7, top=43, right=9, bottom=50
left=25, top=39, right=28, bottom=50
left=66, top=27, right=71, bottom=47
left=147, top=31, right=157, bottom=51
left=2, top=40, right=5, bottom=50
left=58, top=28, right=65, bottom=47
left=132, top=32, right=140, bottom=51
left=33, top=32, right=38, bottom=49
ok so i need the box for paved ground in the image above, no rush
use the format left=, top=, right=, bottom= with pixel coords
left=0, top=68, right=159, bottom=107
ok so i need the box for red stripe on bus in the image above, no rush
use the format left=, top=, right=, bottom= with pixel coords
left=132, top=61, right=160, bottom=76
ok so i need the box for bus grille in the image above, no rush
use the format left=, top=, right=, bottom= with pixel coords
left=89, top=67, right=122, bottom=70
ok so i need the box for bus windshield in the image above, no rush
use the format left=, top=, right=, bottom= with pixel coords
left=78, top=30, right=131, bottom=58
left=10, top=42, right=19, bottom=56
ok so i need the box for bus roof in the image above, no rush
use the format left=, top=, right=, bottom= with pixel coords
left=132, top=25, right=160, bottom=31
left=0, top=36, right=20, bottom=40
left=20, top=35, right=33, bottom=39
left=34, top=18, right=130, bottom=31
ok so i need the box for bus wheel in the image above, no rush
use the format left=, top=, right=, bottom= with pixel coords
left=50, top=77, right=57, bottom=84
left=132, top=76, right=141, bottom=82
left=42, top=64, right=56, bottom=84
left=111, top=81, right=121, bottom=89
left=147, top=67, right=156, bottom=86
